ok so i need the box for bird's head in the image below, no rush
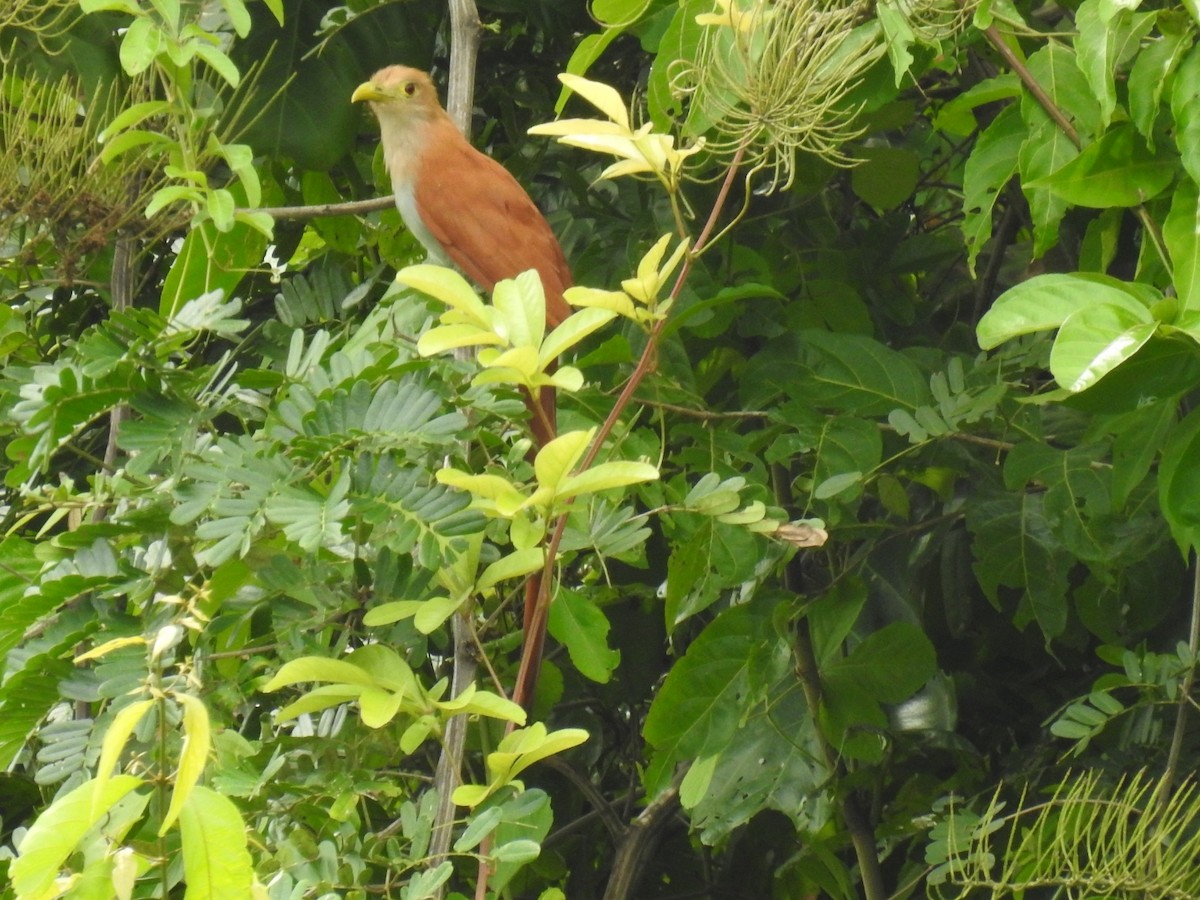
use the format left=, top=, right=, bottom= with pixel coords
left=351, top=66, right=442, bottom=124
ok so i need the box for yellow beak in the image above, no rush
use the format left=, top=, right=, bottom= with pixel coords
left=351, top=82, right=387, bottom=104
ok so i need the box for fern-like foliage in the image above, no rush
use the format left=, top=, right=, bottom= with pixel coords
left=927, top=769, right=1200, bottom=899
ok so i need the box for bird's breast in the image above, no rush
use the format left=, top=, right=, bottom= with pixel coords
left=393, top=180, right=448, bottom=266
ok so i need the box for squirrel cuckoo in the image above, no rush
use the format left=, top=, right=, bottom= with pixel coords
left=353, top=65, right=570, bottom=706
left=352, top=65, right=570, bottom=447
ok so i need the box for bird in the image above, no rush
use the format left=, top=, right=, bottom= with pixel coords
left=351, top=64, right=572, bottom=335
left=353, top=65, right=571, bottom=708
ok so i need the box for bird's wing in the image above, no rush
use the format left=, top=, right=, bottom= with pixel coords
left=413, top=122, right=572, bottom=326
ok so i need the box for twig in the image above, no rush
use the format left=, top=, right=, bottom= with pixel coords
left=246, top=196, right=393, bottom=219
left=978, top=23, right=1172, bottom=275
left=1156, top=552, right=1200, bottom=814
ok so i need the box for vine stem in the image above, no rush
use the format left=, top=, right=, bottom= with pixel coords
left=1156, top=551, right=1200, bottom=815
left=510, top=142, right=749, bottom=713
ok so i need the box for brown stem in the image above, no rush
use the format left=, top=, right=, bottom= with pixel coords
left=511, top=144, right=749, bottom=712
left=601, top=773, right=684, bottom=900
left=978, top=23, right=1171, bottom=273
left=981, top=25, right=1079, bottom=147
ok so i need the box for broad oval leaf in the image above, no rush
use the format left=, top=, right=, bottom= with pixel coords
left=1049, top=304, right=1157, bottom=392
left=397, top=264, right=487, bottom=319
left=978, top=272, right=1157, bottom=349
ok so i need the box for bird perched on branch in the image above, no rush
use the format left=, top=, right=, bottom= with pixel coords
left=353, top=65, right=570, bottom=709
left=352, top=67, right=571, bottom=440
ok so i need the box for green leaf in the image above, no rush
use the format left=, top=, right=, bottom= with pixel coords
left=962, top=104, right=1023, bottom=272
left=1004, top=442, right=1114, bottom=563
left=966, top=492, right=1072, bottom=639
left=547, top=588, right=620, bottom=683
left=399, top=265, right=490, bottom=323
left=1171, top=40, right=1200, bottom=186
left=1075, top=0, right=1155, bottom=129
left=1029, top=124, right=1175, bottom=208
left=798, top=330, right=932, bottom=414
left=261, top=657, right=378, bottom=692
left=932, top=73, right=1020, bottom=136
left=493, top=270, right=548, bottom=349
left=119, top=16, right=162, bottom=75
left=1049, top=303, right=1157, bottom=392
left=1129, top=26, right=1190, bottom=148
left=10, top=775, right=144, bottom=898
left=1019, top=47, right=1083, bottom=259
left=664, top=517, right=761, bottom=628
left=1166, top=178, right=1200, bottom=312
left=826, top=622, right=937, bottom=704
left=808, top=579, right=868, bottom=666
left=413, top=596, right=463, bottom=634
left=1160, top=406, right=1200, bottom=554
left=686, top=680, right=830, bottom=844
left=644, top=602, right=777, bottom=791
left=404, top=862, right=453, bottom=899
left=555, top=461, right=660, bottom=502
left=534, top=429, right=593, bottom=489
left=160, top=190, right=268, bottom=318
left=850, top=146, right=920, bottom=209
left=540, top=307, right=619, bottom=363
left=978, top=273, right=1155, bottom=348
left=194, top=41, right=241, bottom=87
left=178, top=786, right=255, bottom=898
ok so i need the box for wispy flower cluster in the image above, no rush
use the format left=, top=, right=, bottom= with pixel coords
left=677, top=0, right=886, bottom=191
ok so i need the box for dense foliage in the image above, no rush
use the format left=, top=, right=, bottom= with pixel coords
left=3, top=0, right=1200, bottom=898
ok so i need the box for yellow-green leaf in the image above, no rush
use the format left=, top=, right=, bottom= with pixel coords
left=540, top=307, right=619, bottom=362
left=493, top=271, right=546, bottom=348
left=451, top=783, right=493, bottom=808
left=414, top=595, right=462, bottom=633
left=359, top=686, right=404, bottom=728
left=94, top=699, right=154, bottom=814
left=418, top=323, right=505, bottom=356
left=262, top=657, right=378, bottom=692
left=534, top=429, right=595, bottom=489
left=478, top=548, right=545, bottom=592
left=159, top=693, right=211, bottom=834
left=363, top=600, right=424, bottom=626
left=556, top=461, right=659, bottom=501
left=11, top=776, right=144, bottom=899
left=556, top=74, right=631, bottom=129
left=398, top=264, right=489, bottom=319
left=178, top=786, right=254, bottom=899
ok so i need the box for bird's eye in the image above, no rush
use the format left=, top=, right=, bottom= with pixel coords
left=403, top=82, right=416, bottom=97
